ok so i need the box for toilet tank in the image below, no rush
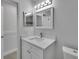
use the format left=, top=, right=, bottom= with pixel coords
left=62, top=46, right=78, bottom=59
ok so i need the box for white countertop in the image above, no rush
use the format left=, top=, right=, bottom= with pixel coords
left=22, top=36, right=56, bottom=49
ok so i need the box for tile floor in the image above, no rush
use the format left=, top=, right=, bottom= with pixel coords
left=4, top=52, right=17, bottom=59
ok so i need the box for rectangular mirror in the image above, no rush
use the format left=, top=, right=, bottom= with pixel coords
left=35, top=6, right=53, bottom=29
left=23, top=12, right=33, bottom=27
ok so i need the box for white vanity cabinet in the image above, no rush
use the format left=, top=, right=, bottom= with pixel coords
left=22, top=39, right=56, bottom=59
left=22, top=40, right=43, bottom=59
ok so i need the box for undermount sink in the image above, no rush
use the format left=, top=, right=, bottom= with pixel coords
left=22, top=36, right=56, bottom=49
left=29, top=36, right=44, bottom=41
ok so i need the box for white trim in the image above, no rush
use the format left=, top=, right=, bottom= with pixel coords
left=4, top=31, right=17, bottom=35
left=4, top=48, right=17, bottom=56
left=1, top=6, right=4, bottom=59
left=4, top=31, right=17, bottom=34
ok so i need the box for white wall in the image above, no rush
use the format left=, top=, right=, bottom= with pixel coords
left=19, top=0, right=78, bottom=59
left=2, top=2, right=17, bottom=54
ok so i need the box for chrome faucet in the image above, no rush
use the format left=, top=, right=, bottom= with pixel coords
left=40, top=32, right=43, bottom=38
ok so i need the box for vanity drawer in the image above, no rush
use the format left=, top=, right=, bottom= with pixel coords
left=22, top=40, right=43, bottom=55
left=22, top=40, right=32, bottom=49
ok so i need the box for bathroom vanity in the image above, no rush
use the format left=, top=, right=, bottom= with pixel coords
left=21, top=36, right=56, bottom=59
left=22, top=1, right=55, bottom=59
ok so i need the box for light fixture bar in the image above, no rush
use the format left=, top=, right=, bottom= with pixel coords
left=36, top=4, right=53, bottom=12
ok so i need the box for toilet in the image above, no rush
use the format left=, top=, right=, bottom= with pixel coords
left=62, top=46, right=78, bottom=59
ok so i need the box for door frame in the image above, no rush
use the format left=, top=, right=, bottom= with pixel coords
left=1, top=5, right=4, bottom=59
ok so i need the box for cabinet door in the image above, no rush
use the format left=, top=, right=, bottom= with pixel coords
left=31, top=46, right=43, bottom=59
left=22, top=46, right=31, bottom=59
left=32, top=52, right=41, bottom=59
left=22, top=41, right=32, bottom=59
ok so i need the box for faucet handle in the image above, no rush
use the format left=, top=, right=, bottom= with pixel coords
left=40, top=32, right=42, bottom=35
left=40, top=32, right=43, bottom=38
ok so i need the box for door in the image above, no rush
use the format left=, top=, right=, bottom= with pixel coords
left=1, top=1, right=18, bottom=59
left=1, top=6, right=4, bottom=59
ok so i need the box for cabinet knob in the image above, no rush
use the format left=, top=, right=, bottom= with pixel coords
left=27, top=50, right=31, bottom=54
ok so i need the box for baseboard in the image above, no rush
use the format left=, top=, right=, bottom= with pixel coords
left=4, top=48, right=17, bottom=57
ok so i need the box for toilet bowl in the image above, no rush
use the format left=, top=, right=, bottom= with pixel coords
left=62, top=46, right=78, bottom=59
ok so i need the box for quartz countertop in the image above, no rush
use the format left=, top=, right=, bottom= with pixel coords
left=22, top=36, right=56, bottom=49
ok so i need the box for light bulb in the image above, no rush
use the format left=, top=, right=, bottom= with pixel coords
left=48, top=1, right=51, bottom=4
left=43, top=1, right=47, bottom=6
left=41, top=5, right=43, bottom=8
left=38, top=4, right=40, bottom=8
left=34, top=6, right=37, bottom=9
left=41, top=2, right=44, bottom=7
left=46, top=0, right=50, bottom=3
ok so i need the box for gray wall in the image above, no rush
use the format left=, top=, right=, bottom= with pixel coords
left=55, top=0, right=78, bottom=58
left=35, top=0, right=78, bottom=59
left=19, top=0, right=34, bottom=37
left=19, top=0, right=78, bottom=59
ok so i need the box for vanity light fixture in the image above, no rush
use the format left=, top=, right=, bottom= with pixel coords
left=34, top=0, right=53, bottom=10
